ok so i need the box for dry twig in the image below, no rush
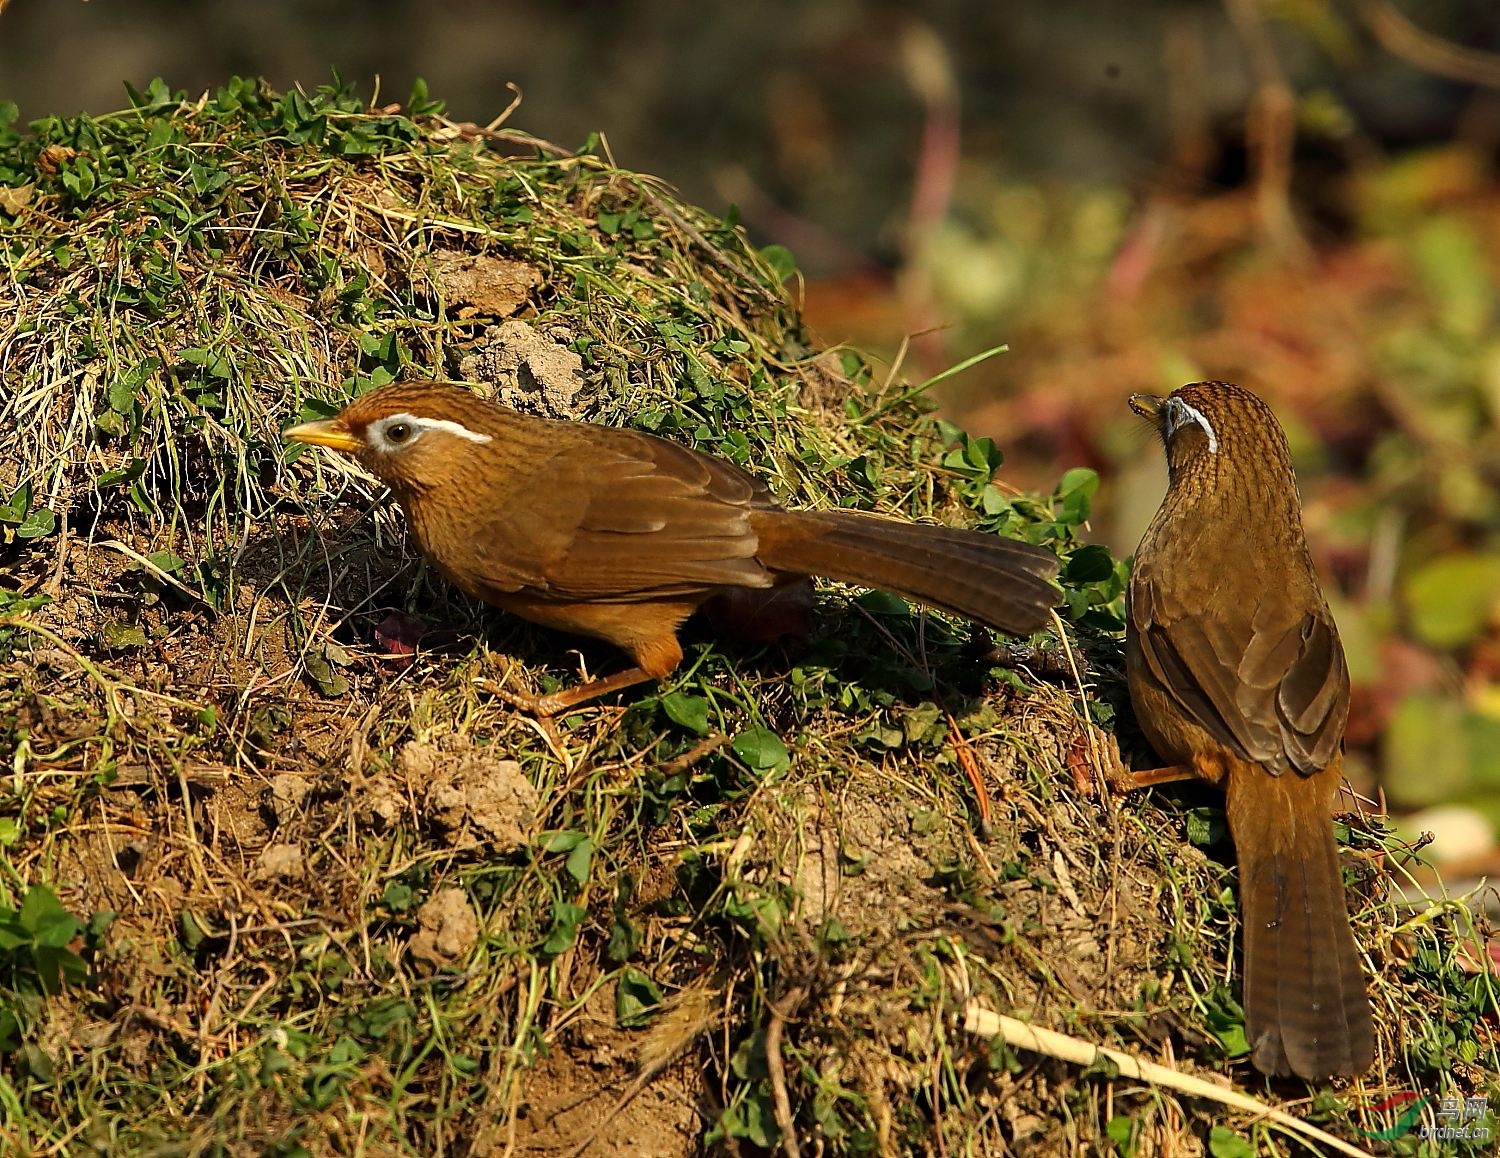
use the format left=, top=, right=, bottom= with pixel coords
left=963, top=1005, right=1375, bottom=1158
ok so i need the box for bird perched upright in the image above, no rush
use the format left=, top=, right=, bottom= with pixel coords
left=286, top=380, right=1060, bottom=714
left=1125, top=381, right=1373, bottom=1081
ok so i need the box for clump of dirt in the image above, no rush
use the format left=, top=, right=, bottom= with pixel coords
left=356, top=774, right=409, bottom=832
left=408, top=886, right=481, bottom=968
left=254, top=842, right=306, bottom=882
left=430, top=249, right=541, bottom=319
left=457, top=318, right=586, bottom=417
left=267, top=772, right=312, bottom=824
left=395, top=736, right=539, bottom=851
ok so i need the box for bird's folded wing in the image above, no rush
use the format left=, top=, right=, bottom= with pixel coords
left=470, top=429, right=775, bottom=600
left=1132, top=575, right=1348, bottom=775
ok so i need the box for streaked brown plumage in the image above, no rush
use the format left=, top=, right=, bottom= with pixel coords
left=1125, top=381, right=1373, bottom=1080
left=286, top=380, right=1060, bottom=714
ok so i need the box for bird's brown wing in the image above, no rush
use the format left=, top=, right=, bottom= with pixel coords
left=1130, top=570, right=1348, bottom=775
left=469, top=427, right=776, bottom=601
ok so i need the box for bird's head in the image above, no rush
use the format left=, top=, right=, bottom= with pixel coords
left=284, top=381, right=502, bottom=496
left=1129, top=381, right=1296, bottom=501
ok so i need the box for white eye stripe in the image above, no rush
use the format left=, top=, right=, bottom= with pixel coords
left=1170, top=400, right=1218, bottom=454
left=380, top=413, right=493, bottom=445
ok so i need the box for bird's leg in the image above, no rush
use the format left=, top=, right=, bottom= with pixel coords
left=1120, top=764, right=1197, bottom=790
left=514, top=629, right=687, bottom=716
left=481, top=663, right=659, bottom=716
left=1067, top=731, right=1197, bottom=795
left=482, top=606, right=690, bottom=716
left=526, top=666, right=659, bottom=716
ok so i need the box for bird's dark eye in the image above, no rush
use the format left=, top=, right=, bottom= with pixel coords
left=385, top=421, right=413, bottom=443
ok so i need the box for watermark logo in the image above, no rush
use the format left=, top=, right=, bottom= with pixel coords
left=1351, top=1093, right=1493, bottom=1143
left=1423, top=1096, right=1495, bottom=1144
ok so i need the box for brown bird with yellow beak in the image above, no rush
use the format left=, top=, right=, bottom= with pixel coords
left=286, top=380, right=1060, bottom=715
left=1125, top=381, right=1373, bottom=1080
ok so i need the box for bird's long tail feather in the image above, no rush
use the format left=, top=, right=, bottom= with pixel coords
left=753, top=509, right=1060, bottom=636
left=1227, top=764, right=1373, bottom=1079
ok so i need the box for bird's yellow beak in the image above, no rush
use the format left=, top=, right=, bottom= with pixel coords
left=284, top=418, right=362, bottom=454
left=1128, top=393, right=1164, bottom=426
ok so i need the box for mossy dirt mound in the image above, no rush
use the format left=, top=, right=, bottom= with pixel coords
left=0, top=79, right=1492, bottom=1155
